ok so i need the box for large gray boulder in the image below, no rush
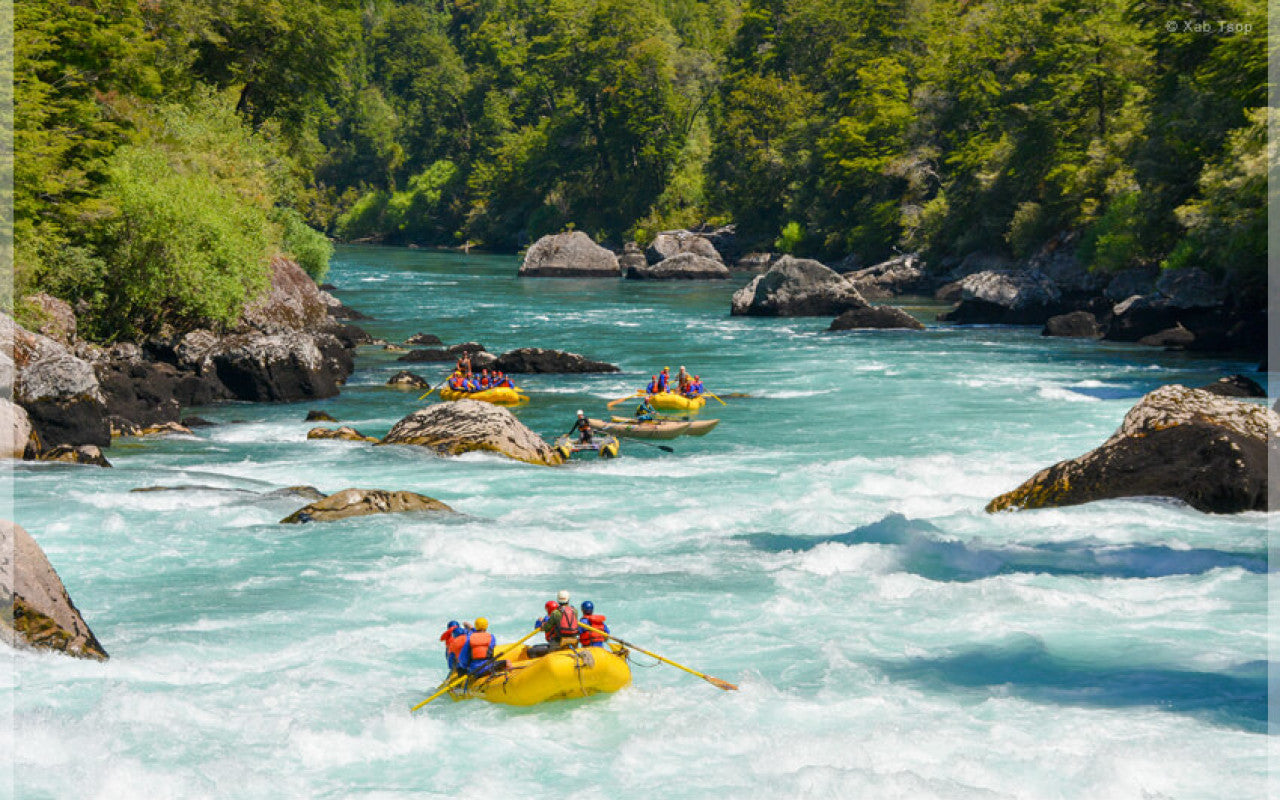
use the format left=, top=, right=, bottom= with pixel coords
left=828, top=306, right=924, bottom=331
left=1, top=520, right=108, bottom=660
left=381, top=399, right=564, bottom=465
left=938, top=270, right=1063, bottom=325
left=1023, top=232, right=1104, bottom=293
left=4, top=314, right=110, bottom=448
left=1154, top=267, right=1221, bottom=309
left=281, top=488, right=453, bottom=523
left=846, top=254, right=934, bottom=299
left=1, top=398, right=37, bottom=458
left=519, top=232, right=620, bottom=278
left=618, top=242, right=648, bottom=274
left=730, top=256, right=869, bottom=316
left=646, top=231, right=724, bottom=264
left=209, top=332, right=350, bottom=402
left=987, top=385, right=1276, bottom=514
left=1103, top=267, right=1159, bottom=303
left=1042, top=311, right=1103, bottom=339
left=626, top=253, right=730, bottom=280
left=490, top=348, right=619, bottom=373
left=241, top=255, right=333, bottom=334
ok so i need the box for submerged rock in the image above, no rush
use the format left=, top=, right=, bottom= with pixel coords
left=39, top=444, right=112, bottom=467
left=307, top=426, right=378, bottom=443
left=731, top=256, right=868, bottom=317
left=491, top=348, right=619, bottom=373
left=626, top=252, right=729, bottom=280
left=1197, top=375, right=1266, bottom=398
left=386, top=370, right=430, bottom=389
left=281, top=488, right=453, bottom=523
left=305, top=410, right=339, bottom=422
left=405, top=333, right=444, bottom=346
left=380, top=399, right=563, bottom=465
left=0, top=520, right=108, bottom=660
left=987, top=385, right=1276, bottom=514
left=828, top=306, right=924, bottom=331
left=518, top=232, right=620, bottom=278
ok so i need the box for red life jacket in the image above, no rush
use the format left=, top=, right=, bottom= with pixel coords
left=446, top=631, right=467, bottom=658
left=555, top=605, right=578, bottom=639
left=579, top=614, right=607, bottom=645
left=468, top=631, right=494, bottom=660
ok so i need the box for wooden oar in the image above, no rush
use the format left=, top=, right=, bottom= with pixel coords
left=606, top=391, right=644, bottom=409
left=410, top=626, right=544, bottom=712
left=579, top=623, right=737, bottom=691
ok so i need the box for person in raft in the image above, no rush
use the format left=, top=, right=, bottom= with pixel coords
left=656, top=367, right=671, bottom=393
left=635, top=396, right=657, bottom=421
left=578, top=601, right=609, bottom=648
left=540, top=590, right=580, bottom=649
left=568, top=411, right=593, bottom=444
left=677, top=366, right=690, bottom=393
left=686, top=375, right=705, bottom=398
left=646, top=375, right=659, bottom=394
left=458, top=617, right=497, bottom=677
left=455, top=351, right=472, bottom=377
left=440, top=620, right=468, bottom=672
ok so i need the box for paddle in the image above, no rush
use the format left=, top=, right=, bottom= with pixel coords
left=625, top=439, right=675, bottom=454
left=704, top=392, right=728, bottom=406
left=417, top=385, right=437, bottom=401
left=410, top=626, right=544, bottom=712
left=579, top=623, right=737, bottom=691
left=606, top=391, right=644, bottom=409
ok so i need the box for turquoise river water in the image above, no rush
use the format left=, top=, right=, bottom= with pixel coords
left=3, top=247, right=1272, bottom=798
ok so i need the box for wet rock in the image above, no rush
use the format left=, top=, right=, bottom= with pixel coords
left=731, top=256, right=869, bottom=317
left=938, top=270, right=1062, bottom=325
left=618, top=242, right=648, bottom=274
left=1138, top=324, right=1196, bottom=348
left=694, top=224, right=740, bottom=263
left=1, top=399, right=38, bottom=459
left=5, top=314, right=110, bottom=448
left=110, top=420, right=193, bottom=437
left=1154, top=267, right=1221, bottom=309
left=386, top=370, right=430, bottom=389
left=21, top=293, right=77, bottom=345
left=210, top=333, right=350, bottom=402
left=317, top=289, right=371, bottom=321
left=518, top=232, right=620, bottom=278
left=383, top=344, right=407, bottom=353
left=332, top=324, right=373, bottom=348
left=988, top=385, right=1277, bottom=514
left=397, top=342, right=488, bottom=363
left=405, top=333, right=444, bottom=346
left=626, top=253, right=730, bottom=280
left=1106, top=294, right=1179, bottom=342
left=281, top=488, right=453, bottom=523
left=646, top=231, right=724, bottom=264
left=1197, top=375, right=1266, bottom=398
left=307, top=425, right=378, bottom=443
left=241, top=256, right=332, bottom=334
left=380, top=399, right=563, bottom=465
left=0, top=520, right=108, bottom=660
left=1042, top=311, right=1103, bottom=339
left=266, top=486, right=329, bottom=503
left=38, top=444, right=112, bottom=467
left=845, top=254, right=934, bottom=299
left=305, top=410, right=339, bottom=422
left=490, top=348, right=619, bottom=373
left=96, top=358, right=224, bottom=430
left=1104, top=267, right=1159, bottom=303
left=181, top=416, right=215, bottom=428
left=828, top=306, right=925, bottom=331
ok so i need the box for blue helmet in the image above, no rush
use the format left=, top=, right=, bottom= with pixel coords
left=447, top=620, right=461, bottom=630
left=581, top=601, right=594, bottom=615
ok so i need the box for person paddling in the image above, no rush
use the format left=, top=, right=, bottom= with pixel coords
left=635, top=396, right=657, bottom=421
left=578, top=601, right=609, bottom=648
left=568, top=411, right=593, bottom=444
left=459, top=617, right=497, bottom=677
left=440, top=620, right=467, bottom=672
left=541, top=590, right=579, bottom=649
left=656, top=367, right=670, bottom=393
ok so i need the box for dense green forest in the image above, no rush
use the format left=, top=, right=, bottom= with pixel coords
left=14, top=0, right=1265, bottom=340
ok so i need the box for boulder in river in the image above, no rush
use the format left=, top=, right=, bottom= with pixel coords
left=618, top=242, right=648, bottom=274
left=1, top=520, right=109, bottom=660
left=210, top=333, right=350, bottom=402
left=937, top=270, right=1063, bottom=325
left=491, top=348, right=619, bottom=373
left=380, top=399, right=564, bottom=465
left=405, top=333, right=444, bottom=346
left=645, top=231, right=724, bottom=264
left=38, top=444, right=112, bottom=467
left=987, top=385, right=1276, bottom=514
left=845, top=254, right=934, bottom=299
left=1, top=398, right=38, bottom=459
left=730, top=256, right=869, bottom=317
left=307, top=426, right=378, bottom=443
left=305, top=410, right=339, bottom=422
left=281, top=488, right=453, bottom=523
left=386, top=370, right=430, bottom=389
left=1197, top=375, right=1266, bottom=398
left=1042, top=311, right=1103, bottom=339
left=626, top=253, right=730, bottom=280
left=1138, top=324, right=1196, bottom=348
left=397, top=342, right=487, bottom=363
left=518, top=232, right=620, bottom=278
left=828, top=306, right=924, bottom=331
left=734, top=252, right=779, bottom=273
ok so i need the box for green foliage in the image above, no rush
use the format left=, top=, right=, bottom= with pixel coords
left=775, top=221, right=804, bottom=253
left=1078, top=192, right=1145, bottom=274
left=274, top=207, right=333, bottom=281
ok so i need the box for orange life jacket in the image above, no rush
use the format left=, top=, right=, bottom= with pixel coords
left=446, top=631, right=467, bottom=658
left=579, top=614, right=607, bottom=645
left=468, top=631, right=494, bottom=661
left=555, top=605, right=579, bottom=639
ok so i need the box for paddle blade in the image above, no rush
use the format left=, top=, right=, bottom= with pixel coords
left=658, top=445, right=674, bottom=453
left=704, top=675, right=738, bottom=691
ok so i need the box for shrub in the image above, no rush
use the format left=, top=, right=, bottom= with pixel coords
left=274, top=207, right=333, bottom=281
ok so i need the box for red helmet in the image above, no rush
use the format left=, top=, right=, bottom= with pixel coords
left=544, top=600, right=557, bottom=613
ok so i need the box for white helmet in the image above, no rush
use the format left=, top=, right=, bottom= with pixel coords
left=577, top=410, right=584, bottom=417
left=557, top=589, right=570, bottom=604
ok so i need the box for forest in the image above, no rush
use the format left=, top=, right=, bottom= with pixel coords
left=14, top=0, right=1265, bottom=340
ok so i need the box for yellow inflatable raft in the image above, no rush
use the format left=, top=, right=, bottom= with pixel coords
left=439, top=386, right=529, bottom=405
left=648, top=391, right=706, bottom=412
left=450, top=643, right=631, bottom=706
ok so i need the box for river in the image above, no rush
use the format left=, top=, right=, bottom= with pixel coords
left=5, top=246, right=1270, bottom=798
